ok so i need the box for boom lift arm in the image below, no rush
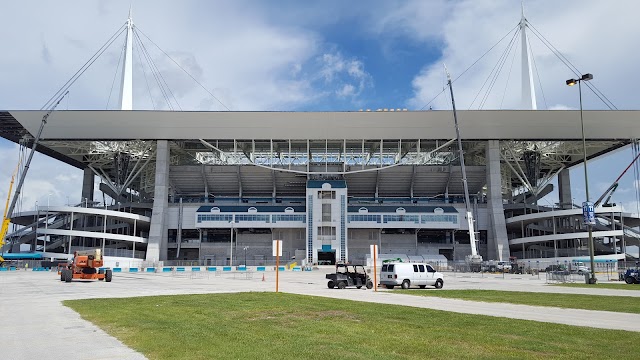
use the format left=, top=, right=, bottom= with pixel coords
left=594, top=150, right=640, bottom=207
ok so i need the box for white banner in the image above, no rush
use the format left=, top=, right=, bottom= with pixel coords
left=272, top=240, right=283, bottom=257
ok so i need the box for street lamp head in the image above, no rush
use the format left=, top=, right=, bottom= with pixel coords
left=581, top=73, right=593, bottom=81
left=566, top=74, right=593, bottom=87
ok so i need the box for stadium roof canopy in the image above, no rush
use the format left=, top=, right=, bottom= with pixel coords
left=2, top=110, right=639, bottom=141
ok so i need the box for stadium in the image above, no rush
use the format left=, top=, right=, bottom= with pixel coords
left=1, top=11, right=639, bottom=270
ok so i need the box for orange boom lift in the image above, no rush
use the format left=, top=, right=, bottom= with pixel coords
left=59, top=249, right=112, bottom=283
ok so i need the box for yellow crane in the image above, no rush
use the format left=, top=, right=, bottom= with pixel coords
left=1, top=163, right=20, bottom=264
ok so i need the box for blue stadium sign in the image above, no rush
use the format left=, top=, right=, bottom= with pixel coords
left=582, top=201, right=595, bottom=225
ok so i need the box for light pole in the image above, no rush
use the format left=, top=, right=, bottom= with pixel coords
left=35, top=201, right=39, bottom=252
left=46, top=193, right=52, bottom=253
left=243, top=246, right=248, bottom=266
left=229, top=220, right=234, bottom=266
left=566, top=73, right=596, bottom=284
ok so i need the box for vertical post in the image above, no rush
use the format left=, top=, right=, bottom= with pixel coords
left=578, top=79, right=596, bottom=284
left=36, top=203, right=41, bottom=252
left=230, top=222, right=234, bottom=266
left=46, top=195, right=50, bottom=252
left=373, top=244, right=378, bottom=292
left=276, top=240, right=280, bottom=293
left=102, top=215, right=106, bottom=254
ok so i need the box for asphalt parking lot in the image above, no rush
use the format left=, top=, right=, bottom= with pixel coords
left=1, top=269, right=640, bottom=360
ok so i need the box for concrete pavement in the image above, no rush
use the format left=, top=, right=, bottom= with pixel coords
left=1, top=269, right=639, bottom=360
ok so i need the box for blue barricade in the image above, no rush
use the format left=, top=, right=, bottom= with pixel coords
left=256, top=266, right=266, bottom=271
left=206, top=267, right=217, bottom=272
left=112, top=268, right=122, bottom=272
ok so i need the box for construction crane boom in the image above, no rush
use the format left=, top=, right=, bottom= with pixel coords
left=1, top=91, right=68, bottom=260
left=445, top=67, right=482, bottom=271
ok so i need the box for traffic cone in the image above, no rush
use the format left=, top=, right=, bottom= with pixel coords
left=262, top=274, right=266, bottom=282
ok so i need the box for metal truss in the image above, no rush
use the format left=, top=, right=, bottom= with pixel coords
left=500, top=140, right=629, bottom=198
left=41, top=140, right=156, bottom=201
left=195, top=138, right=474, bottom=174
left=35, top=138, right=629, bottom=201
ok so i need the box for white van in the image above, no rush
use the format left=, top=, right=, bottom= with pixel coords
left=380, top=262, right=444, bottom=289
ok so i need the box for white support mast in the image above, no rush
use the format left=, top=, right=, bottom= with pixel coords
left=119, top=8, right=134, bottom=110
left=520, top=2, right=537, bottom=110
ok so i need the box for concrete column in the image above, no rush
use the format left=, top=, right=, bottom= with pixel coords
left=81, top=168, right=94, bottom=203
left=558, top=169, right=572, bottom=209
left=485, top=140, right=510, bottom=261
left=146, top=140, right=169, bottom=262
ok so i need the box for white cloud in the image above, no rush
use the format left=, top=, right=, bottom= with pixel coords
left=337, top=84, right=355, bottom=98
left=398, top=0, right=640, bottom=111
left=317, top=52, right=372, bottom=100
left=548, top=104, right=573, bottom=111
left=0, top=144, right=81, bottom=213
left=371, top=0, right=452, bottom=42
left=0, top=0, right=373, bottom=112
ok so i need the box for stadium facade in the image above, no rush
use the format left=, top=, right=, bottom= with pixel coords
left=1, top=12, right=639, bottom=269
left=2, top=109, right=639, bottom=269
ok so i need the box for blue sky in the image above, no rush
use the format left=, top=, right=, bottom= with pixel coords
left=1, top=0, right=640, bottom=213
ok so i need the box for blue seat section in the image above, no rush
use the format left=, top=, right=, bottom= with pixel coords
left=129, top=268, right=139, bottom=272
left=292, top=266, right=302, bottom=272
left=162, top=267, right=172, bottom=272
left=278, top=266, right=286, bottom=271
left=237, top=266, right=246, bottom=271
left=192, top=267, right=201, bottom=272
left=146, top=267, right=155, bottom=272
left=112, top=268, right=122, bottom=272
left=176, top=267, right=185, bottom=272
left=222, top=266, right=232, bottom=271
left=206, top=267, right=217, bottom=272
left=256, top=266, right=266, bottom=271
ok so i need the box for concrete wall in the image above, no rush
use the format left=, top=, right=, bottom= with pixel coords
left=381, top=234, right=416, bottom=254
left=348, top=228, right=379, bottom=263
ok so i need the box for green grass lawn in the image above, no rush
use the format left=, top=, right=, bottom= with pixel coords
left=554, top=282, right=640, bottom=290
left=65, top=292, right=637, bottom=360
left=395, top=289, right=640, bottom=313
